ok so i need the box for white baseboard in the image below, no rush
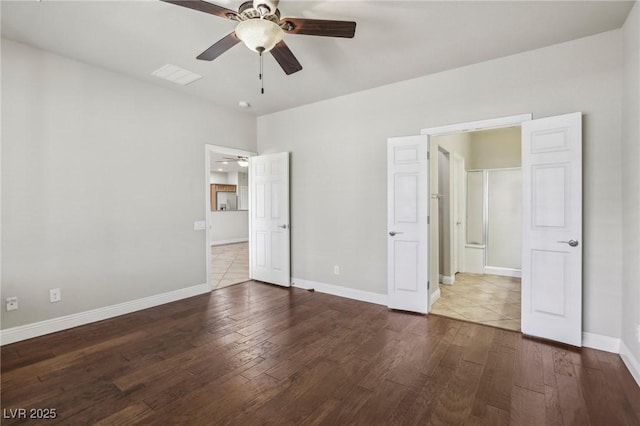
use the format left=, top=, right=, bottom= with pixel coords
left=440, top=275, right=455, bottom=285
left=430, top=288, right=441, bottom=308
left=620, top=340, right=640, bottom=388
left=211, top=238, right=248, bottom=246
left=483, top=266, right=521, bottom=278
left=292, top=278, right=387, bottom=306
left=582, top=332, right=621, bottom=353
left=0, top=283, right=210, bottom=346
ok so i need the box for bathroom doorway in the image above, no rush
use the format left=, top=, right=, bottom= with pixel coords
left=430, top=127, right=522, bottom=331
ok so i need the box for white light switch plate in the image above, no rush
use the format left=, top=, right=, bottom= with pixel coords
left=193, top=220, right=206, bottom=231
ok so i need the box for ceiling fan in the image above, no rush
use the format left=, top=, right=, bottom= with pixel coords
left=215, top=156, right=250, bottom=167
left=162, top=0, right=356, bottom=77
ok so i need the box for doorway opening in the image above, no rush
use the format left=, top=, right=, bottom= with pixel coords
left=389, top=112, right=582, bottom=345
left=429, top=125, right=522, bottom=331
left=205, top=145, right=256, bottom=290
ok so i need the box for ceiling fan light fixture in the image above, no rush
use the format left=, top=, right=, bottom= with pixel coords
left=237, top=160, right=249, bottom=167
left=235, top=19, right=284, bottom=53
left=253, top=0, right=279, bottom=16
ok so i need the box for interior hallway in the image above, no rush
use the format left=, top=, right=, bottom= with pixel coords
left=431, top=273, right=521, bottom=331
left=211, top=242, right=249, bottom=289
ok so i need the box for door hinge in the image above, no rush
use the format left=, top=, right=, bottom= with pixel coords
left=427, top=152, right=430, bottom=160
left=427, top=216, right=430, bottom=224
left=428, top=281, right=430, bottom=290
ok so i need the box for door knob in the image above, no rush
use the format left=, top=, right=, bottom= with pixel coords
left=557, top=239, right=579, bottom=247
left=279, top=224, right=289, bottom=229
left=389, top=231, right=404, bottom=236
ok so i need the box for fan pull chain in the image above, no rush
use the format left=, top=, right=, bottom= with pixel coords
left=259, top=50, right=264, bottom=94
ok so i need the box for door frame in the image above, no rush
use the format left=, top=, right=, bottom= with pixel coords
left=421, top=114, right=531, bottom=311
left=451, top=151, right=465, bottom=276
left=205, top=144, right=257, bottom=291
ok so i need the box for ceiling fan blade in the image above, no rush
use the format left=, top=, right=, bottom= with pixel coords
left=197, top=32, right=241, bottom=61
left=270, top=41, right=302, bottom=75
left=160, top=0, right=239, bottom=20
left=280, top=18, right=356, bottom=38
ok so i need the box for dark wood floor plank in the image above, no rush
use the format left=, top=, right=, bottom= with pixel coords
left=2, top=330, right=149, bottom=384
left=466, top=405, right=510, bottom=426
left=510, top=385, right=546, bottom=426
left=579, top=365, right=625, bottom=426
left=233, top=360, right=341, bottom=424
left=611, top=355, right=640, bottom=421
left=544, top=384, right=564, bottom=426
left=462, top=324, right=496, bottom=366
left=392, top=367, right=456, bottom=425
left=357, top=335, right=415, bottom=390
left=470, top=331, right=501, bottom=418
left=594, top=352, right=640, bottom=425
left=352, top=379, right=410, bottom=425
left=299, top=397, right=341, bottom=425
left=93, top=402, right=154, bottom=425
left=481, top=332, right=516, bottom=413
left=1, top=280, right=638, bottom=425
left=385, top=332, right=437, bottom=387
left=318, top=385, right=374, bottom=425
left=513, top=337, right=545, bottom=393
left=422, top=320, right=462, bottom=375
left=554, top=358, right=591, bottom=426
left=427, top=360, right=484, bottom=425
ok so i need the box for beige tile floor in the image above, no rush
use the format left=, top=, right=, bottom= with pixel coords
left=431, top=273, right=521, bottom=331
left=211, top=242, right=249, bottom=289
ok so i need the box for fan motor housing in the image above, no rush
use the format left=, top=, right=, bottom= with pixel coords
left=238, top=1, right=281, bottom=22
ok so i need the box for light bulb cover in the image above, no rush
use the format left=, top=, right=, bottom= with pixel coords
left=237, top=160, right=249, bottom=167
left=235, top=19, right=284, bottom=53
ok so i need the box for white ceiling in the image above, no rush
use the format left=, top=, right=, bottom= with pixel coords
left=1, top=1, right=635, bottom=116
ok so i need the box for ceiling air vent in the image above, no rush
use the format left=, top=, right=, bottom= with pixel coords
left=151, top=64, right=202, bottom=86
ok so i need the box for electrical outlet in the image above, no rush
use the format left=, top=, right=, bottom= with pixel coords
left=6, top=297, right=18, bottom=311
left=50, top=288, right=61, bottom=303
left=333, top=265, right=340, bottom=275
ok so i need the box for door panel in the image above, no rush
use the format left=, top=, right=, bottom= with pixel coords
left=522, top=112, right=582, bottom=346
left=387, top=136, right=429, bottom=313
left=249, top=152, right=291, bottom=287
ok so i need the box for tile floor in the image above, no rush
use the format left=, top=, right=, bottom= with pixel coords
left=211, top=242, right=249, bottom=289
left=431, top=273, right=521, bottom=331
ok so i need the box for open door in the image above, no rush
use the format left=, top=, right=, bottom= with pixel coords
left=249, top=152, right=291, bottom=287
left=521, top=112, right=582, bottom=346
left=387, top=135, right=429, bottom=313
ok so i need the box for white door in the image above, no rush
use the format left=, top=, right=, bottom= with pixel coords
left=249, top=152, right=290, bottom=287
left=521, top=112, right=582, bottom=346
left=387, top=136, right=429, bottom=313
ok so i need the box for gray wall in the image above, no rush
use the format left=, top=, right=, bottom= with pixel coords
left=1, top=39, right=256, bottom=329
left=209, top=211, right=249, bottom=244
left=258, top=30, right=624, bottom=339
left=468, top=127, right=521, bottom=170
left=621, top=3, right=640, bottom=368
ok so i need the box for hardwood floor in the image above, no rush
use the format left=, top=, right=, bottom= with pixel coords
left=2, top=281, right=639, bottom=425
